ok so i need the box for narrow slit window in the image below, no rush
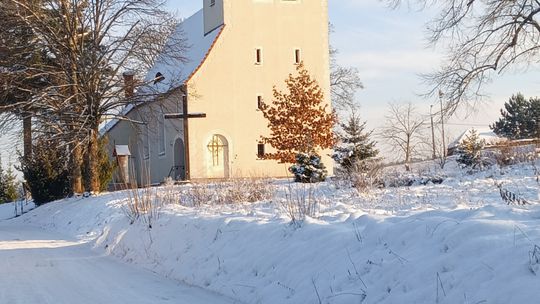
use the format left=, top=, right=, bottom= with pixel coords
left=256, top=48, right=262, bottom=64
left=257, top=95, right=263, bottom=110
left=257, top=143, right=265, bottom=158
left=294, top=49, right=301, bottom=64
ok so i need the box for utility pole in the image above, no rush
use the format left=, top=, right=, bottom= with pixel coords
left=430, top=105, right=436, bottom=159
left=439, top=90, right=446, bottom=158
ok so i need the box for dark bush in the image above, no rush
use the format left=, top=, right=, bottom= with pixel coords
left=289, top=153, right=328, bottom=183
left=19, top=139, right=71, bottom=205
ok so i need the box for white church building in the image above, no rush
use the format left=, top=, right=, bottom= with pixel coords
left=103, top=0, right=333, bottom=185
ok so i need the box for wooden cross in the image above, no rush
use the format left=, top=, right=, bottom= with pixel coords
left=164, top=93, right=206, bottom=180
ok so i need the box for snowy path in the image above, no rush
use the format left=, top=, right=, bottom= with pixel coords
left=0, top=224, right=236, bottom=304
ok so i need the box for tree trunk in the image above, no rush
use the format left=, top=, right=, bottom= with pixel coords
left=405, top=137, right=411, bottom=172
left=71, top=143, right=83, bottom=194
left=84, top=126, right=100, bottom=193
left=22, top=112, right=32, bottom=162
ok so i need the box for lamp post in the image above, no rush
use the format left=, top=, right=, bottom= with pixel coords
left=439, top=90, right=446, bottom=158
left=430, top=105, right=436, bottom=159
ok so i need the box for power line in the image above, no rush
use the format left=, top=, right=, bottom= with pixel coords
left=444, top=122, right=491, bottom=127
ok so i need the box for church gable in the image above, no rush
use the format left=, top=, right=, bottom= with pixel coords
left=144, top=9, right=224, bottom=95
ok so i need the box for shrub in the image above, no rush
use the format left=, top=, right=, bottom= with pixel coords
left=0, top=163, right=19, bottom=204
left=19, top=140, right=71, bottom=205
left=456, top=129, right=491, bottom=169
left=492, top=141, right=536, bottom=167
left=334, top=158, right=383, bottom=191
left=289, top=153, right=328, bottom=183
left=280, top=183, right=322, bottom=224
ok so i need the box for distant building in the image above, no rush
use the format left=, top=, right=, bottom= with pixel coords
left=447, top=128, right=506, bottom=155
left=102, top=0, right=332, bottom=185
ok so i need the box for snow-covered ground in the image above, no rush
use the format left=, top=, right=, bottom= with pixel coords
left=1, top=160, right=540, bottom=303
left=0, top=224, right=235, bottom=304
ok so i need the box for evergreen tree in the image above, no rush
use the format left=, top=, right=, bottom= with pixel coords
left=0, top=158, right=18, bottom=204
left=3, top=166, right=18, bottom=203
left=456, top=129, right=489, bottom=169
left=289, top=153, right=328, bottom=183
left=491, top=93, right=540, bottom=139
left=19, top=139, right=71, bottom=205
left=333, top=110, right=378, bottom=172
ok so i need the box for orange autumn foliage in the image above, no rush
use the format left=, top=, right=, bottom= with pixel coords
left=260, top=63, right=336, bottom=163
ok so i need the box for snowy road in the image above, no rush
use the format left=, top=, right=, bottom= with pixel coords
left=0, top=224, right=236, bottom=304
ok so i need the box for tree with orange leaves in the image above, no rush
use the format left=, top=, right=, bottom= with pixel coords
left=260, top=63, right=336, bottom=165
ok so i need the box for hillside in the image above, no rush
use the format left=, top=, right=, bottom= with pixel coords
left=2, top=160, right=540, bottom=303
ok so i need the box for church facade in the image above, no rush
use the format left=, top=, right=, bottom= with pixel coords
left=104, top=0, right=333, bottom=185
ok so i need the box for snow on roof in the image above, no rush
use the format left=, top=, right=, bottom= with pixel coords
left=144, top=9, right=223, bottom=93
left=100, top=9, right=224, bottom=135
left=449, top=128, right=505, bottom=149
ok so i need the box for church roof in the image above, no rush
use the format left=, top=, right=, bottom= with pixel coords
left=100, top=9, right=224, bottom=135
left=144, top=9, right=224, bottom=93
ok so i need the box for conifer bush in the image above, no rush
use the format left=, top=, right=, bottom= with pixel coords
left=456, top=129, right=492, bottom=169
left=19, top=140, right=71, bottom=205
left=0, top=162, right=19, bottom=204
left=289, top=153, right=328, bottom=183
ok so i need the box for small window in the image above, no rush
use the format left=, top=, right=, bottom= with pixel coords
left=255, top=48, right=262, bottom=65
left=210, top=0, right=215, bottom=6
left=257, top=143, right=265, bottom=158
left=294, top=49, right=301, bottom=64
left=257, top=95, right=263, bottom=110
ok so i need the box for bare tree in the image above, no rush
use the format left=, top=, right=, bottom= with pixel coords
left=380, top=102, right=426, bottom=171
left=0, top=0, right=46, bottom=162
left=384, top=0, right=540, bottom=114
left=1, top=0, right=187, bottom=193
left=329, top=24, right=364, bottom=112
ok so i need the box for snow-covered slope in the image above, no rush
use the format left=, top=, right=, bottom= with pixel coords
left=4, top=162, right=540, bottom=303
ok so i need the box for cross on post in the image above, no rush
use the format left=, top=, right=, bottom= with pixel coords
left=164, top=94, right=206, bottom=180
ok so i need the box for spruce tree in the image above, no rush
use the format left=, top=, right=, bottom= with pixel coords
left=491, top=93, right=540, bottom=139
left=333, top=111, right=378, bottom=172
left=456, top=129, right=488, bottom=169
left=3, top=166, right=18, bottom=203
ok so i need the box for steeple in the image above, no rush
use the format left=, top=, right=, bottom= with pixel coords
left=203, top=0, right=224, bottom=35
